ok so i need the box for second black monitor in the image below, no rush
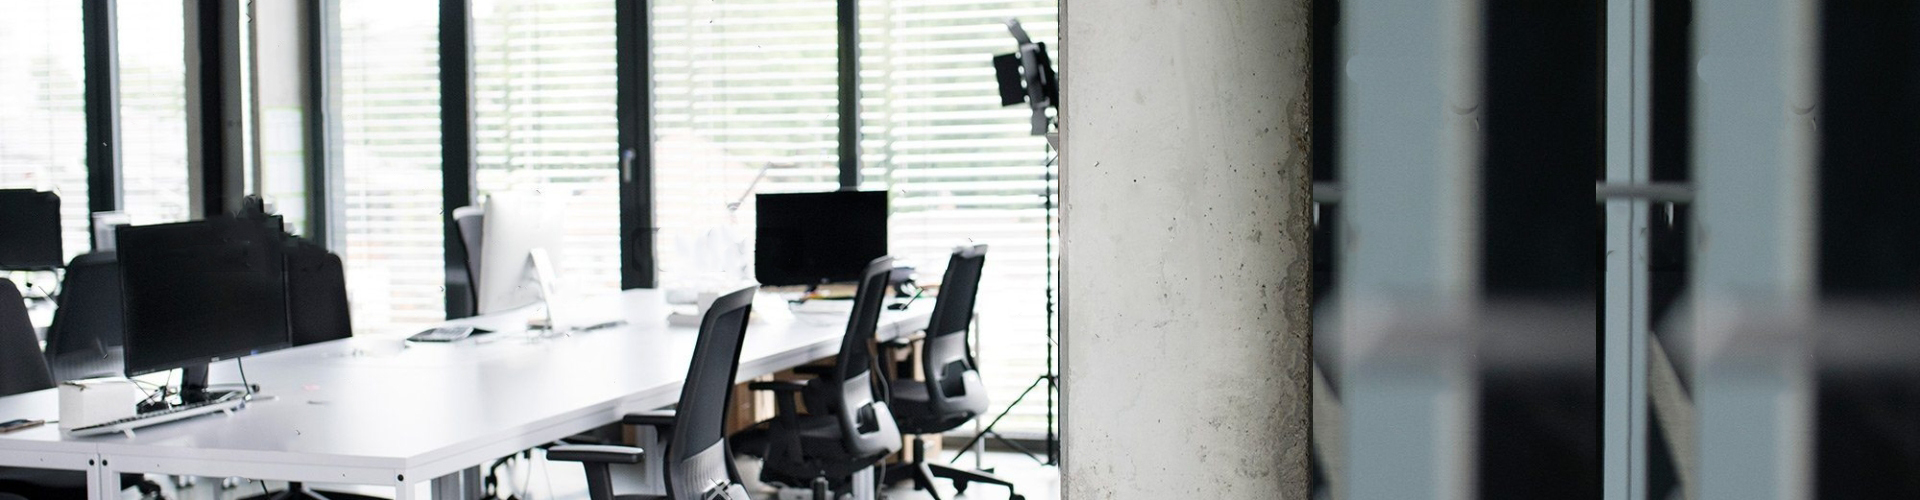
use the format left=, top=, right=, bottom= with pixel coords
left=0, top=189, right=63, bottom=269
left=755, top=191, right=887, bottom=286
left=117, top=217, right=291, bottom=377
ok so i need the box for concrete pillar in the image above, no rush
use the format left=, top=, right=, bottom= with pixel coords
left=1058, top=0, right=1314, bottom=498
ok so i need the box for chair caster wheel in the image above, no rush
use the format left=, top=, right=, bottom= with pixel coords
left=953, top=480, right=969, bottom=494
left=812, top=477, right=831, bottom=500
left=1010, top=495, right=1026, bottom=500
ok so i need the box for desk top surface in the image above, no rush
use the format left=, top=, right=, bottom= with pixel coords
left=0, top=289, right=930, bottom=471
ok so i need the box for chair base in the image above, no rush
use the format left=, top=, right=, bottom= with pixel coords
left=237, top=482, right=388, bottom=500
left=883, top=462, right=1022, bottom=500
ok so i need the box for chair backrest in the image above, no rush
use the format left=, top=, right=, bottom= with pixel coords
left=666, top=285, right=758, bottom=500
left=0, top=278, right=55, bottom=397
left=449, top=206, right=485, bottom=318
left=827, top=256, right=903, bottom=458
left=919, top=244, right=991, bottom=420
left=286, top=241, right=353, bottom=346
left=45, top=251, right=122, bottom=361
left=452, top=206, right=485, bottom=288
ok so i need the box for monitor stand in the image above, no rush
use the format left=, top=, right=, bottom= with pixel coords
left=135, top=363, right=244, bottom=413
left=177, top=364, right=218, bottom=404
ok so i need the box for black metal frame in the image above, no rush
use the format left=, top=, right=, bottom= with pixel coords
left=617, top=0, right=657, bottom=289
left=835, top=0, right=861, bottom=190
left=82, top=0, right=123, bottom=238
left=189, top=0, right=244, bottom=216
left=441, top=0, right=478, bottom=315
left=305, top=0, right=342, bottom=246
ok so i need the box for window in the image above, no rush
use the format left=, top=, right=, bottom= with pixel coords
left=117, top=0, right=192, bottom=227
left=473, top=0, right=621, bottom=297
left=0, top=1, right=88, bottom=262
left=861, top=0, right=1058, bottom=434
left=337, top=0, right=445, bottom=333
left=651, top=0, right=844, bottom=287
left=653, top=0, right=1059, bottom=434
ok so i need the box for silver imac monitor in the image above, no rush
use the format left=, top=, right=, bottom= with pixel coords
left=476, top=191, right=568, bottom=316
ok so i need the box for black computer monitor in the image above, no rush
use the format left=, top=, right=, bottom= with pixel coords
left=117, top=217, right=291, bottom=381
left=755, top=191, right=888, bottom=286
left=0, top=189, right=64, bottom=269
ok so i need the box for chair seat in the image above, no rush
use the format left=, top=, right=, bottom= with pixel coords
left=888, top=383, right=976, bottom=434
left=891, top=382, right=930, bottom=404
left=793, top=415, right=851, bottom=457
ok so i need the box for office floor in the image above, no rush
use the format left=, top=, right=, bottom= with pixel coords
left=136, top=450, right=1059, bottom=500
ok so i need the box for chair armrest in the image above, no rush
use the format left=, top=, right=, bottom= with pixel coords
left=622, top=410, right=675, bottom=428
left=750, top=381, right=808, bottom=420
left=881, top=331, right=927, bottom=348
left=791, top=365, right=835, bottom=377
left=748, top=381, right=807, bottom=392
left=547, top=445, right=645, bottom=464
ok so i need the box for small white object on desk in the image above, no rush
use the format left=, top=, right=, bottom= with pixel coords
left=57, top=378, right=141, bottom=430
left=787, top=299, right=854, bottom=315
left=666, top=290, right=721, bottom=326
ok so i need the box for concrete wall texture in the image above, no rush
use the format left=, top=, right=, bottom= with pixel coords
left=1058, top=0, right=1314, bottom=498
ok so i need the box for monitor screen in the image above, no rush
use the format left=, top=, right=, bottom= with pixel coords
left=0, top=189, right=63, bottom=269
left=755, top=191, right=888, bottom=286
left=118, top=218, right=291, bottom=376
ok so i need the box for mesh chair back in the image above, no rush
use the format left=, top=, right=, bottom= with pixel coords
left=450, top=206, right=485, bottom=318
left=926, top=245, right=986, bottom=340
left=45, top=252, right=122, bottom=359
left=452, top=206, right=485, bottom=286
left=0, top=278, right=55, bottom=397
left=829, top=257, right=903, bottom=458
left=287, top=242, right=353, bottom=346
left=667, top=285, right=758, bottom=498
left=920, top=245, right=991, bottom=420
left=834, top=256, right=893, bottom=384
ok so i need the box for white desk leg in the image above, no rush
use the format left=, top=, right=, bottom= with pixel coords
left=88, top=457, right=116, bottom=500
left=429, top=466, right=483, bottom=500
left=394, top=480, right=415, bottom=500
left=851, top=467, right=875, bottom=500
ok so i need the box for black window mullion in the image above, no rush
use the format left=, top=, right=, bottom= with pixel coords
left=188, top=0, right=244, bottom=217
left=441, top=0, right=477, bottom=317
left=617, top=0, right=656, bottom=289
left=836, top=0, right=860, bottom=190
left=306, top=0, right=343, bottom=248
left=83, top=0, right=123, bottom=248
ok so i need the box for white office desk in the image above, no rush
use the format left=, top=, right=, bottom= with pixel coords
left=0, top=289, right=929, bottom=500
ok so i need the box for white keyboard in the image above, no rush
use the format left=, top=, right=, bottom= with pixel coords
left=68, top=392, right=247, bottom=437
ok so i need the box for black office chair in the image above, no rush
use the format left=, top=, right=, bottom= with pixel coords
left=750, top=257, right=903, bottom=499
left=287, top=241, right=353, bottom=347
left=240, top=243, right=383, bottom=500
left=878, top=245, right=1019, bottom=499
left=43, top=251, right=124, bottom=382
left=448, top=206, right=485, bottom=319
left=0, top=278, right=85, bottom=499
left=548, top=285, right=759, bottom=500
left=0, top=278, right=54, bottom=400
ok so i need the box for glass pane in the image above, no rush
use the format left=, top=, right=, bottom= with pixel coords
left=118, top=0, right=192, bottom=227
left=0, top=1, right=88, bottom=263
left=860, top=0, right=1059, bottom=433
left=338, top=0, right=444, bottom=333
left=651, top=0, right=843, bottom=288
left=473, top=0, right=620, bottom=297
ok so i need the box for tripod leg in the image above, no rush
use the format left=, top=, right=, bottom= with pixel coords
left=950, top=375, right=1048, bottom=463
